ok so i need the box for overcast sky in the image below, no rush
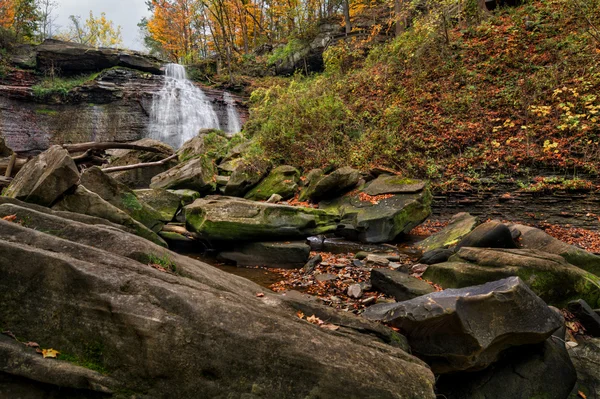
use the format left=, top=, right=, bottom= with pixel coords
left=54, top=0, right=151, bottom=51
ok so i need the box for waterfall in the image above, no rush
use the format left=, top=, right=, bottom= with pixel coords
left=224, top=92, right=242, bottom=134
left=148, top=63, right=220, bottom=149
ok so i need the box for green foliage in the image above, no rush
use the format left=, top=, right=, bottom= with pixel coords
left=34, top=108, right=58, bottom=116
left=267, top=39, right=306, bottom=66
left=31, top=72, right=99, bottom=100
left=146, top=253, right=177, bottom=273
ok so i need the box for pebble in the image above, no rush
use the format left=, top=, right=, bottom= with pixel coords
left=347, top=284, right=363, bottom=299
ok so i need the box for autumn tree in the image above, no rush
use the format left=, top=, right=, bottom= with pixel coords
left=0, top=0, right=16, bottom=29
left=57, top=11, right=123, bottom=48
left=36, top=0, right=58, bottom=40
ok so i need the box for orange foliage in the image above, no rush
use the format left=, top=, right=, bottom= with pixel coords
left=0, top=0, right=16, bottom=28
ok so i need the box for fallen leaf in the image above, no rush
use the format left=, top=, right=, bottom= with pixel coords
left=320, top=324, right=339, bottom=331
left=1, top=330, right=16, bottom=340
left=42, top=348, right=60, bottom=358
left=24, top=342, right=40, bottom=348
left=35, top=348, right=43, bottom=354
left=306, top=315, right=324, bottom=325
left=579, top=391, right=587, bottom=399
left=256, top=292, right=265, bottom=298
left=296, top=311, right=305, bottom=319
left=1, top=214, right=17, bottom=222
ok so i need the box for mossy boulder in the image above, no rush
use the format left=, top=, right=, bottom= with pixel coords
left=321, top=188, right=432, bottom=244
left=299, top=166, right=360, bottom=202
left=185, top=196, right=339, bottom=241
left=53, top=185, right=166, bottom=247
left=150, top=155, right=216, bottom=193
left=167, top=189, right=201, bottom=205
left=81, top=167, right=164, bottom=232
left=417, top=213, right=479, bottom=251
left=223, top=159, right=271, bottom=197
left=364, top=175, right=426, bottom=196
left=244, top=165, right=300, bottom=201
left=422, top=247, right=600, bottom=308
left=134, top=189, right=181, bottom=222
left=4, top=145, right=79, bottom=207
left=108, top=138, right=177, bottom=189
left=177, top=129, right=229, bottom=163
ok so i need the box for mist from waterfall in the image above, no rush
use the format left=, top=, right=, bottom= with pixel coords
left=148, top=63, right=221, bottom=149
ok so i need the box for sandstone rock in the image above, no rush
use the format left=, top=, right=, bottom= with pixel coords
left=321, top=189, right=432, bottom=244
left=53, top=185, right=166, bottom=247
left=364, top=175, right=426, bottom=196
left=177, top=129, right=229, bottom=162
left=245, top=165, right=300, bottom=201
left=347, top=284, right=363, bottom=299
left=150, top=156, right=216, bottom=193
left=223, top=159, right=270, bottom=197
left=219, top=241, right=310, bottom=269
left=266, top=193, right=283, bottom=203
left=371, top=268, right=435, bottom=301
left=300, top=166, right=360, bottom=202
left=108, top=138, right=177, bottom=189
left=81, top=167, right=164, bottom=232
left=419, top=248, right=454, bottom=265
left=4, top=145, right=79, bottom=206
left=512, top=224, right=600, bottom=276
left=362, top=276, right=563, bottom=373
left=423, top=247, right=600, bottom=308
left=455, top=220, right=517, bottom=249
left=134, top=188, right=181, bottom=222
left=0, top=213, right=435, bottom=398
left=185, top=196, right=339, bottom=241
left=167, top=189, right=201, bottom=205
left=568, top=338, right=600, bottom=398
left=365, top=254, right=390, bottom=267
left=417, top=212, right=479, bottom=251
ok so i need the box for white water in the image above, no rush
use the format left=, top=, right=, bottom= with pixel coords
left=148, top=63, right=232, bottom=149
left=224, top=92, right=242, bottom=134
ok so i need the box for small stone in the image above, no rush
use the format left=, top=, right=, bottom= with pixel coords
left=366, top=254, right=390, bottom=267
left=320, top=262, right=330, bottom=267
left=361, top=296, right=376, bottom=305
left=266, top=194, right=283, bottom=203
left=355, top=251, right=369, bottom=260
left=352, top=259, right=364, bottom=267
left=333, top=263, right=346, bottom=269
left=411, top=263, right=428, bottom=275
left=359, top=282, right=373, bottom=292
left=347, top=284, right=363, bottom=299
left=389, top=262, right=402, bottom=270
left=315, top=273, right=337, bottom=282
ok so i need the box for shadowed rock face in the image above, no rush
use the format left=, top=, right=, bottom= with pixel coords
left=363, top=277, right=563, bottom=374
left=0, top=198, right=436, bottom=399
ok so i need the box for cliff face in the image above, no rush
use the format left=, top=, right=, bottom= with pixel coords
left=0, top=40, right=247, bottom=154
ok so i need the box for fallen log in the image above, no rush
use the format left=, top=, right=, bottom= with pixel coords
left=62, top=142, right=166, bottom=154
left=0, top=157, right=27, bottom=176
left=4, top=153, right=17, bottom=178
left=102, top=153, right=178, bottom=173
left=161, top=224, right=201, bottom=240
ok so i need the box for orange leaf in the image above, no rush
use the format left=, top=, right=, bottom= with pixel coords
left=256, top=292, right=265, bottom=298
left=2, top=214, right=17, bottom=222
left=578, top=392, right=587, bottom=399
left=296, top=311, right=305, bottom=319
left=42, top=348, right=60, bottom=358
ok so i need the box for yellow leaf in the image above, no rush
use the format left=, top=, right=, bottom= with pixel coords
left=296, top=311, right=304, bottom=319
left=306, top=315, right=323, bottom=325
left=42, top=348, right=60, bottom=358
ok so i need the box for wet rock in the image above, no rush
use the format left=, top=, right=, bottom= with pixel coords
left=419, top=248, right=454, bottom=265
left=347, top=284, right=363, bottom=299
left=568, top=338, right=600, bottom=398
left=321, top=188, right=432, bottom=244
left=417, top=212, right=478, bottom=251
left=512, top=224, right=600, bottom=276
left=455, top=220, right=517, bottom=250
left=365, top=254, right=390, bottom=267
left=4, top=145, right=79, bottom=206
left=53, top=185, right=166, bottom=247
left=245, top=165, right=300, bottom=201
left=185, top=196, right=339, bottom=241
left=423, top=247, right=600, bottom=308
left=0, top=204, right=436, bottom=398
left=81, top=167, right=164, bottom=232
left=303, top=254, right=323, bottom=273
left=300, top=166, right=360, bottom=202
left=107, top=138, right=176, bottom=189
left=371, top=269, right=435, bottom=301
left=568, top=300, right=600, bottom=337
left=134, top=188, right=181, bottom=222
left=219, top=241, right=310, bottom=269
left=150, top=156, right=216, bottom=193
left=223, top=159, right=270, bottom=197
left=363, top=277, right=564, bottom=373
left=364, top=175, right=426, bottom=196
left=436, top=324, right=576, bottom=399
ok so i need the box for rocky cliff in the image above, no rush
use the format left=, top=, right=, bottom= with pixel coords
left=0, top=40, right=248, bottom=155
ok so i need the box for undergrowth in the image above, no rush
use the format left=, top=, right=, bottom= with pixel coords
left=32, top=72, right=100, bottom=100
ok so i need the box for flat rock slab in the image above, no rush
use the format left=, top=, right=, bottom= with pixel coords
left=219, top=241, right=310, bottom=268
left=423, top=247, right=600, bottom=308
left=364, top=176, right=426, bottom=196
left=150, top=156, right=216, bottom=193
left=371, top=268, right=435, bottom=301
left=362, top=276, right=563, bottom=373
left=417, top=212, right=478, bottom=251
left=185, top=196, right=339, bottom=241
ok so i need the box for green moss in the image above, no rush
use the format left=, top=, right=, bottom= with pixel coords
left=146, top=253, right=178, bottom=273
left=121, top=192, right=143, bottom=211
left=32, top=72, right=100, bottom=100
left=59, top=342, right=107, bottom=374
left=34, top=109, right=58, bottom=116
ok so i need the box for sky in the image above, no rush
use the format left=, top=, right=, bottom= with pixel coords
left=54, top=0, right=151, bottom=51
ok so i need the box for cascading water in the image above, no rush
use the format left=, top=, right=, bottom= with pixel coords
left=224, top=92, right=242, bottom=134
left=148, top=63, right=221, bottom=149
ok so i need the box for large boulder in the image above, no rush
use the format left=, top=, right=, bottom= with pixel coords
left=299, top=166, right=360, bottom=202
left=436, top=325, right=576, bottom=399
left=321, top=187, right=432, bottom=244
left=219, top=241, right=310, bottom=268
left=4, top=145, right=79, bottom=206
left=150, top=156, right=216, bottom=193
left=245, top=165, right=300, bottom=201
left=370, top=269, right=435, bottom=301
left=223, top=159, right=271, bottom=197
left=362, top=277, right=563, bottom=373
left=36, top=39, right=164, bottom=75
left=512, top=224, right=600, bottom=276
left=568, top=338, right=600, bottom=398
left=81, top=167, right=164, bottom=232
left=423, top=247, right=600, bottom=307
left=364, top=176, right=426, bottom=196
left=53, top=185, right=166, bottom=247
left=134, top=189, right=181, bottom=222
left=177, top=129, right=229, bottom=163
left=455, top=220, right=517, bottom=250
left=107, top=138, right=177, bottom=189
left=417, top=213, right=479, bottom=251
left=0, top=206, right=436, bottom=398
left=185, top=196, right=339, bottom=241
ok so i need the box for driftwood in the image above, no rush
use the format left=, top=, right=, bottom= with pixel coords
left=102, top=153, right=178, bottom=173
left=0, top=156, right=27, bottom=176
left=4, top=153, right=17, bottom=178
left=62, top=142, right=166, bottom=154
